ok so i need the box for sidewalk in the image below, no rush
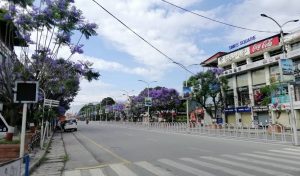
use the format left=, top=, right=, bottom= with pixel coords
left=30, top=132, right=66, bottom=176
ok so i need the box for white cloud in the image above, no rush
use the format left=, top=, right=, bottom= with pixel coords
left=74, top=0, right=215, bottom=73
left=220, top=0, right=300, bottom=43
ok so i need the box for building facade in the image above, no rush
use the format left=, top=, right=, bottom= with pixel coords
left=203, top=31, right=300, bottom=128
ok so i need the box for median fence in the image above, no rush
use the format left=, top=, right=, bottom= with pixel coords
left=99, top=122, right=295, bottom=144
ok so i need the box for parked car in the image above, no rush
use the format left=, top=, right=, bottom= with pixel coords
left=64, top=119, right=77, bottom=132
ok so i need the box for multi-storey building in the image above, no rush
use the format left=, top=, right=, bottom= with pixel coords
left=201, top=31, right=300, bottom=128
left=0, top=15, right=25, bottom=112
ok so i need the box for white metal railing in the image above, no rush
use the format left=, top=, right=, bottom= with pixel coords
left=98, top=121, right=294, bottom=144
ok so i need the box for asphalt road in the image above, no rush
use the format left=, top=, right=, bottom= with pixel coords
left=63, top=121, right=300, bottom=176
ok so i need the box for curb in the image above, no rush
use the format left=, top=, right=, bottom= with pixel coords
left=60, top=132, right=68, bottom=176
left=22, top=132, right=54, bottom=176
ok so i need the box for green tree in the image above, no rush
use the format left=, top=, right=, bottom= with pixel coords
left=187, top=69, right=228, bottom=119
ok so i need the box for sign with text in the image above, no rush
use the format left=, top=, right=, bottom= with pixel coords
left=144, top=97, right=152, bottom=107
left=229, top=35, right=256, bottom=50
left=14, top=81, right=39, bottom=103
left=0, top=114, right=8, bottom=133
left=279, top=59, right=294, bottom=82
left=218, top=47, right=250, bottom=66
left=252, top=106, right=269, bottom=112
left=224, top=108, right=236, bottom=114
left=182, top=86, right=192, bottom=98
left=249, top=36, right=279, bottom=54
left=236, top=106, right=251, bottom=113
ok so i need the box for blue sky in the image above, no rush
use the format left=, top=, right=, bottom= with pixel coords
left=66, top=0, right=300, bottom=113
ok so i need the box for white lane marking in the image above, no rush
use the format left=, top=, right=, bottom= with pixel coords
left=241, top=153, right=300, bottom=165
left=110, top=163, right=138, bottom=176
left=181, top=157, right=255, bottom=176
left=64, top=170, right=81, bottom=176
left=254, top=151, right=300, bottom=160
left=283, top=148, right=300, bottom=152
left=135, top=161, right=174, bottom=176
left=89, top=168, right=106, bottom=176
left=269, top=149, right=300, bottom=156
left=201, top=156, right=293, bottom=176
left=223, top=154, right=300, bottom=171
left=158, top=159, right=215, bottom=176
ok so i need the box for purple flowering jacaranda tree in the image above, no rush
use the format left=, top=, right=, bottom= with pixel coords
left=131, top=87, right=180, bottom=120
left=0, top=0, right=100, bottom=126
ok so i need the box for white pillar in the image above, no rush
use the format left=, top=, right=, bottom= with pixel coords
left=247, top=58, right=254, bottom=127
left=232, top=63, right=240, bottom=124
left=264, top=52, right=271, bottom=85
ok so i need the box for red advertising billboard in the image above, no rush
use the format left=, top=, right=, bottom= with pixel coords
left=250, top=36, right=279, bottom=54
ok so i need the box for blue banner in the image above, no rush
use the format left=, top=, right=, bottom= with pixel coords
left=236, top=106, right=251, bottom=113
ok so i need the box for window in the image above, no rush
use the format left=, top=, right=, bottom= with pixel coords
left=251, top=55, right=264, bottom=62
left=252, top=69, right=266, bottom=85
left=225, top=90, right=234, bottom=107
left=253, top=85, right=266, bottom=106
left=269, top=49, right=282, bottom=57
left=291, top=41, right=300, bottom=50
left=237, top=73, right=248, bottom=87
left=238, top=87, right=250, bottom=106
left=236, top=60, right=247, bottom=67
left=223, top=65, right=232, bottom=71
left=270, top=65, right=280, bottom=83
left=227, top=77, right=234, bottom=90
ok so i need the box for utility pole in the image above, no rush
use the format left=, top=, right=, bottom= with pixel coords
left=138, top=80, right=157, bottom=122
left=261, top=14, right=299, bottom=145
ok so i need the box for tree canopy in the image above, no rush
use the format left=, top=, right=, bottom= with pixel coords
left=0, top=0, right=100, bottom=126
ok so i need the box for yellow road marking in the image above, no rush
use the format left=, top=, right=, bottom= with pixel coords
left=76, top=132, right=131, bottom=164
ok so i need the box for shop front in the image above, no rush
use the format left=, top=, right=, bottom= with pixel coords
left=236, top=106, right=252, bottom=126
left=225, top=107, right=236, bottom=124
left=253, top=106, right=270, bottom=126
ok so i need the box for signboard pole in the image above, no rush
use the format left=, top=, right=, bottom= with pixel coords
left=288, top=85, right=298, bottom=145
left=19, top=103, right=27, bottom=157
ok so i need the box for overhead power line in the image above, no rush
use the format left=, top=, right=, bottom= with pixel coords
left=161, top=0, right=276, bottom=34
left=90, top=0, right=195, bottom=75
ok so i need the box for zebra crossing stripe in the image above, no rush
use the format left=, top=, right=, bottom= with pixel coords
left=89, top=168, right=106, bottom=176
left=201, top=156, right=293, bottom=176
left=135, top=161, right=174, bottom=176
left=110, top=163, right=138, bottom=176
left=158, top=159, right=215, bottom=176
left=181, top=158, right=255, bottom=176
left=269, top=149, right=300, bottom=156
left=240, top=153, right=300, bottom=165
left=223, top=154, right=300, bottom=172
left=283, top=148, right=300, bottom=152
left=64, top=170, right=81, bottom=176
left=254, top=151, right=300, bottom=160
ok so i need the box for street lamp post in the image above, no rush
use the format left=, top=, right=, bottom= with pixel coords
left=122, top=90, right=135, bottom=121
left=138, top=80, right=157, bottom=122
left=185, top=64, right=201, bottom=131
left=261, top=14, right=299, bottom=145
left=39, top=88, right=45, bottom=149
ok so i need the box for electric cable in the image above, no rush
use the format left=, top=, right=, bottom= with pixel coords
left=91, top=0, right=195, bottom=75
left=161, top=0, right=276, bottom=33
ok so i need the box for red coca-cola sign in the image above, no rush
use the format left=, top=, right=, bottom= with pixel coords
left=250, top=36, right=279, bottom=54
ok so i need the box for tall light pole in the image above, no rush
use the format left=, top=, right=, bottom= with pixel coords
left=261, top=14, right=299, bottom=145
left=39, top=88, right=45, bottom=149
left=138, top=80, right=157, bottom=122
left=185, top=64, right=201, bottom=130
left=122, top=90, right=135, bottom=121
